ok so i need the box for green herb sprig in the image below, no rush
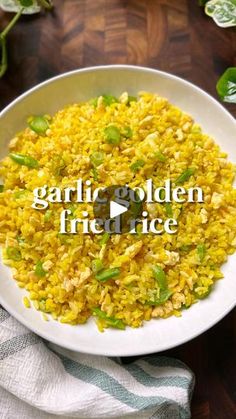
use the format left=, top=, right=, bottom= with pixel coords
left=204, top=0, right=236, bottom=28
left=0, top=0, right=53, bottom=77
left=198, top=0, right=236, bottom=103
left=216, top=67, right=236, bottom=103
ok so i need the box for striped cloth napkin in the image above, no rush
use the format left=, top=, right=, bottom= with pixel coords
left=0, top=306, right=195, bottom=419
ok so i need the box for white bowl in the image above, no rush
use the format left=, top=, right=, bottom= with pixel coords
left=0, top=65, right=236, bottom=356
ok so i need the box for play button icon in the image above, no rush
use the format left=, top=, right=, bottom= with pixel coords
left=93, top=185, right=142, bottom=234
left=110, top=201, right=128, bottom=218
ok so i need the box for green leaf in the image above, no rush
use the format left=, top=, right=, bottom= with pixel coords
left=0, top=0, right=41, bottom=14
left=205, top=0, right=236, bottom=27
left=216, top=67, right=236, bottom=103
left=19, top=0, right=33, bottom=6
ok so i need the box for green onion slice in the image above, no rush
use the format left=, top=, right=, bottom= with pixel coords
left=152, top=265, right=168, bottom=290
left=147, top=289, right=173, bottom=306
left=95, top=267, right=120, bottom=282
left=123, top=126, right=133, bottom=138
left=19, top=0, right=34, bottom=6
left=10, top=153, right=39, bottom=168
left=44, top=210, right=52, bottom=222
left=91, top=258, right=104, bottom=273
left=91, top=167, right=98, bottom=181
left=90, top=151, right=104, bottom=167
left=104, top=125, right=121, bottom=145
left=6, top=246, right=21, bottom=261
left=165, top=203, right=173, bottom=217
left=102, top=95, right=118, bottom=106
left=197, top=244, right=206, bottom=263
left=154, top=151, right=166, bottom=162
left=35, top=261, right=47, bottom=277
left=93, top=307, right=125, bottom=330
left=99, top=232, right=110, bottom=246
left=28, top=116, right=49, bottom=136
left=130, top=159, right=145, bottom=172
left=176, top=168, right=195, bottom=184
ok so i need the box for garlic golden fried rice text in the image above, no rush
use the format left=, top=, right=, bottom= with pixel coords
left=0, top=91, right=236, bottom=331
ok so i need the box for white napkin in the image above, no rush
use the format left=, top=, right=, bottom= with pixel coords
left=0, top=306, right=195, bottom=419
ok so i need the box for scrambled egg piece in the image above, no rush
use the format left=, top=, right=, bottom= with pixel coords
left=200, top=208, right=208, bottom=224
left=164, top=250, right=179, bottom=266
left=211, top=192, right=224, bottom=209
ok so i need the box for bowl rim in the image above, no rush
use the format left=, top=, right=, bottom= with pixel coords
left=1, top=64, right=235, bottom=124
left=0, top=64, right=235, bottom=356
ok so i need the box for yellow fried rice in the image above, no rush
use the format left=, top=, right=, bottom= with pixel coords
left=0, top=91, right=236, bottom=331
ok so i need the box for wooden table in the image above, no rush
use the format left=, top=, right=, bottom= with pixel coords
left=0, top=1, right=235, bottom=418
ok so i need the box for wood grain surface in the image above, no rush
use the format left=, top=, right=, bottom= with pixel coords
left=0, top=1, right=236, bottom=418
